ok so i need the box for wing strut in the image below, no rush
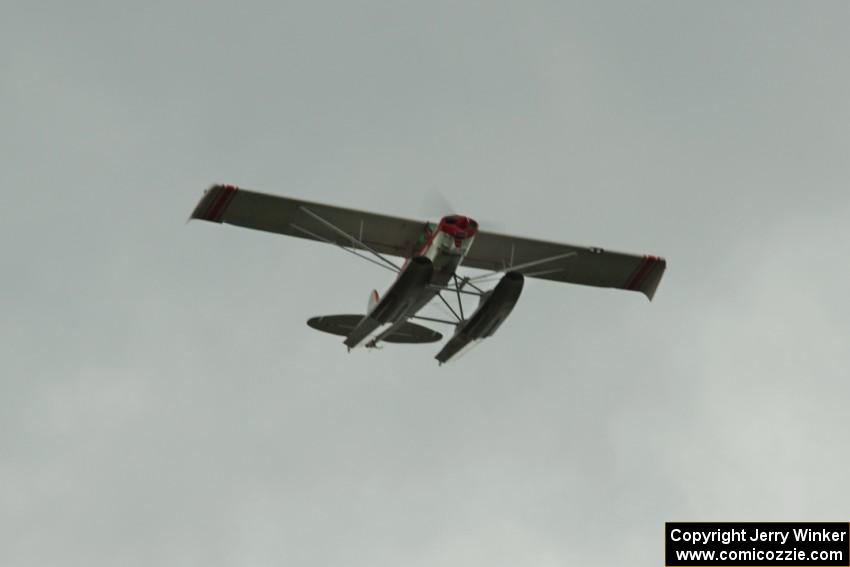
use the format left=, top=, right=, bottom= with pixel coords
left=467, top=251, right=578, bottom=283
left=428, top=285, right=482, bottom=297
left=461, top=278, right=486, bottom=294
left=290, top=223, right=399, bottom=274
left=452, top=274, right=465, bottom=320
left=435, top=292, right=462, bottom=322
left=298, top=205, right=402, bottom=273
left=410, top=315, right=458, bottom=326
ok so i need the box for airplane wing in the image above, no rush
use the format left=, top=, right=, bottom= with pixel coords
left=461, top=230, right=666, bottom=300
left=191, top=184, right=426, bottom=258
left=191, top=184, right=666, bottom=300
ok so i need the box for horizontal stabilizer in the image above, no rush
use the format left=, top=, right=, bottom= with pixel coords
left=381, top=322, right=442, bottom=344
left=307, top=315, right=364, bottom=337
left=307, top=315, right=442, bottom=344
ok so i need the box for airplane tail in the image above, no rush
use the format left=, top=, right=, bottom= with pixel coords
left=367, top=289, right=380, bottom=314
left=306, top=315, right=442, bottom=344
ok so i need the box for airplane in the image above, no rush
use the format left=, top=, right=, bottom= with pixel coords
left=190, top=184, right=666, bottom=364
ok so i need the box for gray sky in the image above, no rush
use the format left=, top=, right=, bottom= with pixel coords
left=2, top=1, right=849, bottom=565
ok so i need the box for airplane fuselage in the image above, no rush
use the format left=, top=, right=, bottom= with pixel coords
left=190, top=184, right=666, bottom=364
left=343, top=215, right=478, bottom=349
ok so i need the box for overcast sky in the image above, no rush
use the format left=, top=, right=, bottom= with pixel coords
left=2, top=1, right=850, bottom=565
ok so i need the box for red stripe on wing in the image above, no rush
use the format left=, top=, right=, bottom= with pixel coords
left=194, top=185, right=239, bottom=222
left=206, top=185, right=238, bottom=222
left=624, top=255, right=659, bottom=291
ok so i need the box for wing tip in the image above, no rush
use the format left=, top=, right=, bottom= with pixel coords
left=190, top=184, right=240, bottom=223
left=638, top=256, right=667, bottom=301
